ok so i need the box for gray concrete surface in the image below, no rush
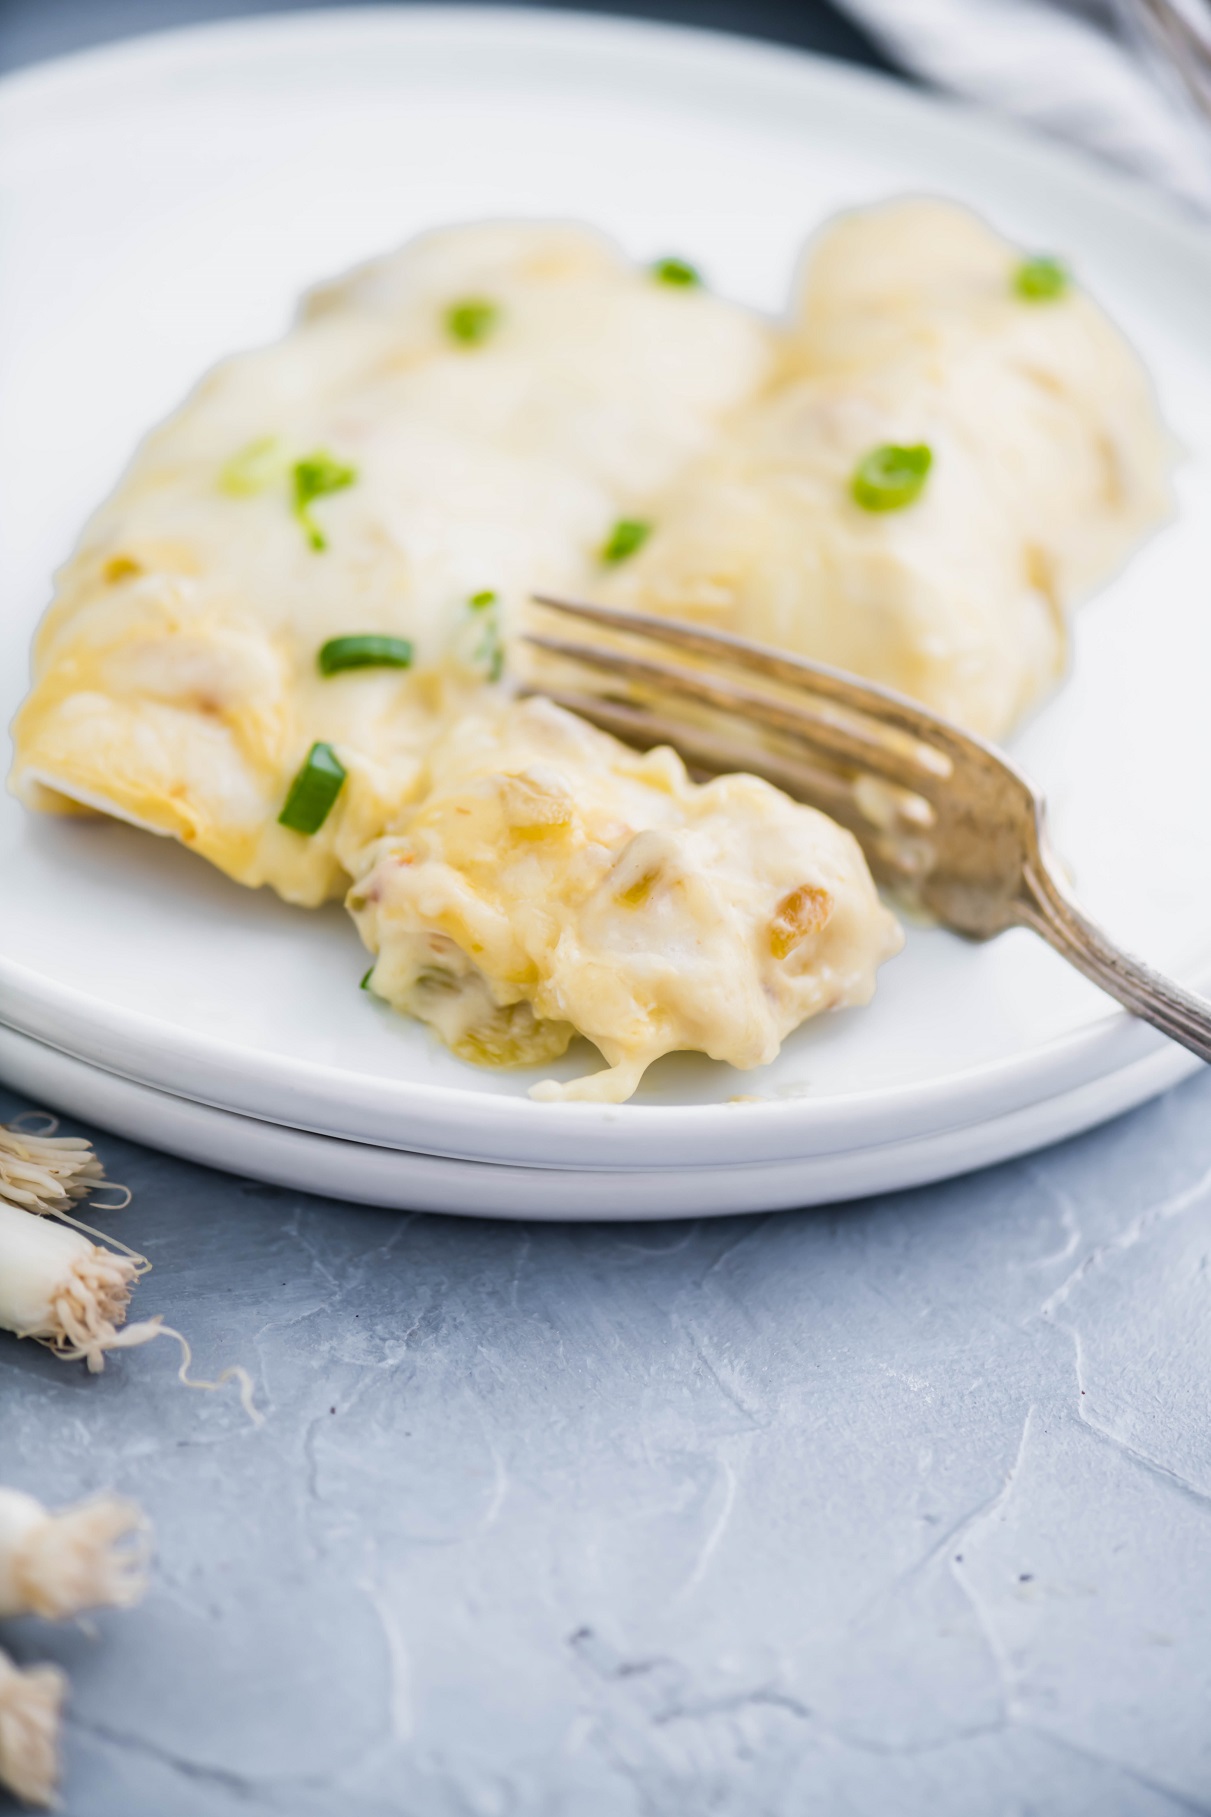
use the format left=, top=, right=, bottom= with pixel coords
left=2, top=1073, right=1210, bottom=1815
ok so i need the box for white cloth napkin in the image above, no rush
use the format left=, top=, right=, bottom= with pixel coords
left=834, top=0, right=1211, bottom=210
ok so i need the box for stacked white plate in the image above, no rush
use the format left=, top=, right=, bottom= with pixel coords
left=2, top=9, right=1209, bottom=1218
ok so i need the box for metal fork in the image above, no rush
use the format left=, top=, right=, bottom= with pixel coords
left=527, top=594, right=1211, bottom=1065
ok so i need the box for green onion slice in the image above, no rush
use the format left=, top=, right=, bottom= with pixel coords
left=278, top=741, right=347, bottom=835
left=293, top=452, right=358, bottom=552
left=1014, top=255, right=1069, bottom=302
left=318, top=635, right=413, bottom=675
left=467, top=591, right=505, bottom=681
left=851, top=444, right=933, bottom=513
left=601, top=519, right=652, bottom=563
left=651, top=257, right=702, bottom=288
left=359, top=967, right=375, bottom=991
left=446, top=298, right=500, bottom=346
left=219, top=436, right=290, bottom=496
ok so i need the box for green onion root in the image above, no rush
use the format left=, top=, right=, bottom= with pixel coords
left=0, top=1649, right=64, bottom=1810
left=0, top=1489, right=150, bottom=1621
left=0, top=1118, right=122, bottom=1215
left=0, top=1201, right=152, bottom=1373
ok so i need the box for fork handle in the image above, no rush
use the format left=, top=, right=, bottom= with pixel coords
left=1018, top=850, right=1211, bottom=1064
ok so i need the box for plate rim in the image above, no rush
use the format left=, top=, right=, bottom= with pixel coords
left=0, top=1, right=1206, bottom=253
left=0, top=1020, right=1194, bottom=1218
left=3, top=4, right=1209, bottom=1170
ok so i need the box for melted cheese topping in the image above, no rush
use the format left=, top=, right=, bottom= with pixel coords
left=348, top=698, right=903, bottom=1102
left=600, top=200, right=1173, bottom=738
left=8, top=202, right=1174, bottom=1100
left=12, top=222, right=772, bottom=904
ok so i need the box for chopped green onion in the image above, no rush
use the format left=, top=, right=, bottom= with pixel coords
left=467, top=591, right=505, bottom=682
left=446, top=298, right=500, bottom=346
left=318, top=635, right=413, bottom=676
left=219, top=436, right=290, bottom=496
left=293, top=452, right=358, bottom=552
left=851, top=444, right=933, bottom=513
left=601, top=519, right=652, bottom=563
left=1014, top=255, right=1069, bottom=302
left=651, top=257, right=701, bottom=288
left=360, top=967, right=375, bottom=991
left=278, top=742, right=346, bottom=834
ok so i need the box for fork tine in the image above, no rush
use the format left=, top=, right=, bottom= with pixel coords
left=525, top=630, right=947, bottom=792
left=531, top=593, right=963, bottom=763
left=538, top=684, right=857, bottom=801
left=538, top=688, right=931, bottom=881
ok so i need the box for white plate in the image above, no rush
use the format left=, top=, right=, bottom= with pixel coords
left=0, top=1024, right=1193, bottom=1219
left=2, top=8, right=1209, bottom=1178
